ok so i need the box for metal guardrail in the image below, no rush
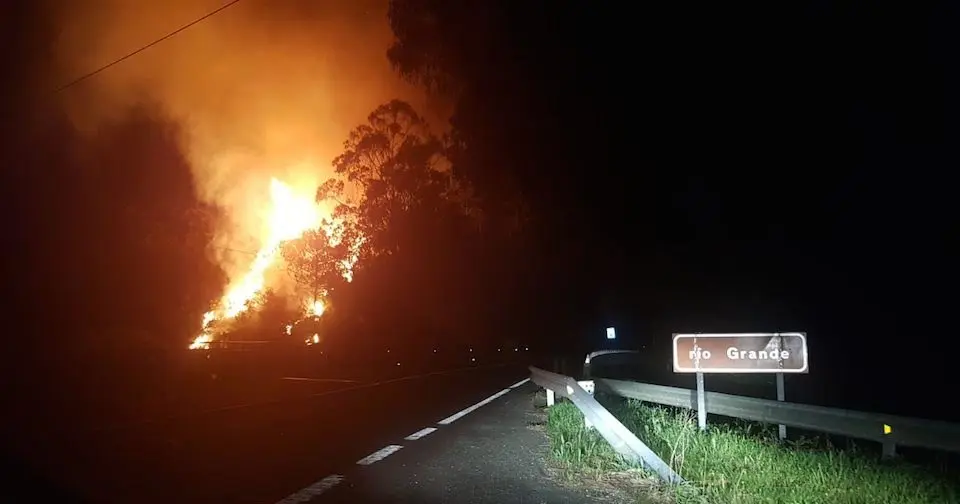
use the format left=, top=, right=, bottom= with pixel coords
left=528, top=366, right=683, bottom=484
left=582, top=349, right=639, bottom=378
left=584, top=349, right=640, bottom=364
left=595, top=377, right=960, bottom=457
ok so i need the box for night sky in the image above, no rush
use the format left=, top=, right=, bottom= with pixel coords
left=513, top=2, right=958, bottom=351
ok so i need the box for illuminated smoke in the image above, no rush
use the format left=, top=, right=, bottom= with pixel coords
left=45, top=0, right=431, bottom=340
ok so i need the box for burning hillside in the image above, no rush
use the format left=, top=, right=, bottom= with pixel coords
left=190, top=177, right=352, bottom=350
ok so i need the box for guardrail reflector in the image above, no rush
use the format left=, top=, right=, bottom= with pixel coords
left=883, top=424, right=892, bottom=435
left=577, top=380, right=595, bottom=395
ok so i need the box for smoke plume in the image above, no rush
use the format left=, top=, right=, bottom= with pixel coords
left=48, top=0, right=430, bottom=282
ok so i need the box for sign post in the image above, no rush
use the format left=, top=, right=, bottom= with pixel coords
left=776, top=334, right=786, bottom=441
left=696, top=369, right=706, bottom=430
left=776, top=372, right=786, bottom=440
left=672, top=332, right=809, bottom=432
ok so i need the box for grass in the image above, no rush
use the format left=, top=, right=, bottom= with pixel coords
left=545, top=397, right=960, bottom=504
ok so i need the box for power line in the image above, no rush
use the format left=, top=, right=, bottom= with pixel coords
left=54, top=0, right=246, bottom=94
left=213, top=245, right=260, bottom=257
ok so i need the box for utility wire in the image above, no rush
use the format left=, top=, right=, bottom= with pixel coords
left=213, top=245, right=260, bottom=257
left=53, top=0, right=246, bottom=94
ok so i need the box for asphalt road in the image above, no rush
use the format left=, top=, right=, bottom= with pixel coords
left=312, top=381, right=607, bottom=504
left=16, top=360, right=537, bottom=504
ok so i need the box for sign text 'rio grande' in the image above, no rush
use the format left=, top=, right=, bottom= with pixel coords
left=672, top=332, right=809, bottom=373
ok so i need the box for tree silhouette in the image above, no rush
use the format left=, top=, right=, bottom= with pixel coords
left=320, top=99, right=477, bottom=260
left=386, top=2, right=535, bottom=238
left=58, top=105, right=226, bottom=349
left=4, top=103, right=228, bottom=430
left=384, top=3, right=594, bottom=346
left=314, top=100, right=492, bottom=347
left=280, top=222, right=358, bottom=304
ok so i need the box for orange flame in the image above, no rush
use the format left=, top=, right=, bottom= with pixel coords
left=190, top=177, right=343, bottom=349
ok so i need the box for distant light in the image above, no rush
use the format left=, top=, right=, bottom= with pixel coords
left=606, top=327, right=616, bottom=340
left=514, top=348, right=518, bottom=352
left=433, top=349, right=437, bottom=353
left=386, top=349, right=390, bottom=353
left=497, top=348, right=501, bottom=352
left=397, top=362, right=401, bottom=366
left=471, top=357, right=476, bottom=362
left=312, top=334, right=319, bottom=344
left=524, top=346, right=529, bottom=351
left=469, top=348, right=473, bottom=352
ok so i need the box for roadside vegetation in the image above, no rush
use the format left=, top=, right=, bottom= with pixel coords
left=545, top=398, right=960, bottom=504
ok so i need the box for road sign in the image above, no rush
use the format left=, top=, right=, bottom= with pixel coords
left=672, top=332, right=808, bottom=373
left=606, top=327, right=616, bottom=340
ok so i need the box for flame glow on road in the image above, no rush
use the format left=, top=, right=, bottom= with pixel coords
left=190, top=177, right=330, bottom=350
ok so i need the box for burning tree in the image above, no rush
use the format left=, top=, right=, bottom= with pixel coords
left=189, top=179, right=329, bottom=349
left=280, top=220, right=360, bottom=306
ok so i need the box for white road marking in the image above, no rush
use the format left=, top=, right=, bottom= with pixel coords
left=437, top=388, right=511, bottom=425
left=509, top=378, right=530, bottom=388
left=356, top=445, right=403, bottom=465
left=274, top=474, right=344, bottom=504
left=404, top=427, right=437, bottom=440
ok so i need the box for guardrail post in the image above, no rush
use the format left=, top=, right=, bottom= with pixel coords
left=529, top=367, right=685, bottom=484
left=882, top=439, right=896, bottom=459
left=882, top=422, right=896, bottom=460
left=546, top=388, right=555, bottom=406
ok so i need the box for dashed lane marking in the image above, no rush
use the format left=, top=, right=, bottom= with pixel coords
left=356, top=445, right=404, bottom=465
left=404, top=427, right=438, bottom=440
left=274, top=474, right=344, bottom=504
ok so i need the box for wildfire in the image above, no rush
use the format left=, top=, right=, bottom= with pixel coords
left=190, top=177, right=338, bottom=350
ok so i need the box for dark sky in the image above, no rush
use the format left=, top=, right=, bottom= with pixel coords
left=511, top=2, right=958, bottom=341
